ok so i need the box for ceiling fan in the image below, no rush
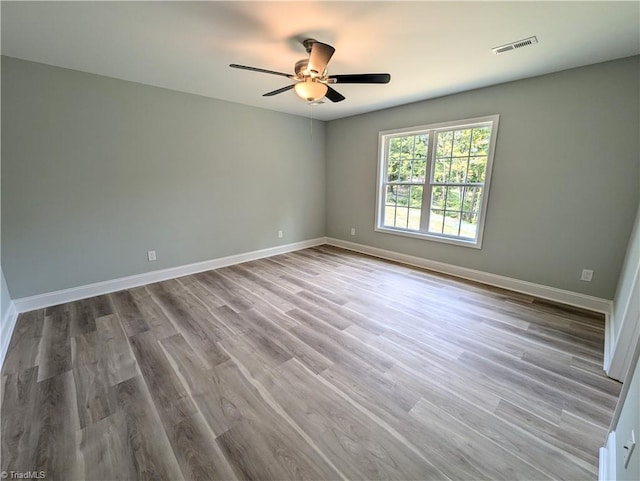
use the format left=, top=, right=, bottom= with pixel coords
left=230, top=39, right=390, bottom=104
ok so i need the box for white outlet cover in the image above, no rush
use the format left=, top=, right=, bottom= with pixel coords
left=147, top=250, right=157, bottom=261
left=580, top=269, right=593, bottom=282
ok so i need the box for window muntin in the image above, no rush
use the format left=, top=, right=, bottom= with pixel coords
left=376, top=116, right=499, bottom=248
left=383, top=133, right=428, bottom=231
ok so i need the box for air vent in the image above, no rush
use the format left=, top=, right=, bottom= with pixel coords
left=492, top=36, right=538, bottom=55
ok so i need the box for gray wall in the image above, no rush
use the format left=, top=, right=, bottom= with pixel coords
left=1, top=268, right=11, bottom=323
left=1, top=268, right=15, bottom=367
left=326, top=56, right=640, bottom=299
left=607, top=198, right=640, bottom=476
left=1, top=56, right=326, bottom=298
left=3, top=55, right=639, bottom=301
left=613, top=353, right=640, bottom=479
left=613, top=200, right=640, bottom=339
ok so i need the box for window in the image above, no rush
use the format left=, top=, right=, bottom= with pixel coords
left=376, top=115, right=499, bottom=248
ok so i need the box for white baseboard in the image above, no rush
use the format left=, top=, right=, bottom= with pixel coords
left=599, top=446, right=608, bottom=481
left=13, top=237, right=327, bottom=313
left=326, top=237, right=613, bottom=314
left=604, top=306, right=615, bottom=374
left=599, top=431, right=616, bottom=481
left=8, top=236, right=613, bottom=363
left=12, top=236, right=613, bottom=316
left=604, top=259, right=640, bottom=381
left=0, top=299, right=19, bottom=370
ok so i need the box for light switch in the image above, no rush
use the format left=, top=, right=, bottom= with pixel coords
left=624, top=430, right=636, bottom=469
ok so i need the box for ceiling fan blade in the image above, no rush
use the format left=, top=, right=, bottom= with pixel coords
left=263, top=85, right=295, bottom=97
left=329, top=73, right=391, bottom=84
left=325, top=86, right=346, bottom=103
left=229, top=64, right=294, bottom=79
left=307, top=42, right=335, bottom=75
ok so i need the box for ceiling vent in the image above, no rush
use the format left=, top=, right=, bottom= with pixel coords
left=492, top=36, right=538, bottom=55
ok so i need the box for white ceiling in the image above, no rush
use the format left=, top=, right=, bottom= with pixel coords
left=2, top=1, right=639, bottom=121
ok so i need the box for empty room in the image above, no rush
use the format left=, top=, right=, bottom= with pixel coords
left=1, top=1, right=639, bottom=480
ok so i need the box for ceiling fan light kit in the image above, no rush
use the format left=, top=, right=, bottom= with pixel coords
left=230, top=38, right=391, bottom=105
left=294, top=79, right=328, bottom=102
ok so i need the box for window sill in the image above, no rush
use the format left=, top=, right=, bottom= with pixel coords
left=375, top=226, right=482, bottom=249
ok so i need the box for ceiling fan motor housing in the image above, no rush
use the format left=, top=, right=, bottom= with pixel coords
left=302, top=38, right=317, bottom=54
left=295, top=59, right=310, bottom=77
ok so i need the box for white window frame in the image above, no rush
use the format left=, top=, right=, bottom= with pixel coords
left=375, top=115, right=499, bottom=249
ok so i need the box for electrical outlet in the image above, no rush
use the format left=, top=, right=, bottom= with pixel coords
left=624, top=430, right=636, bottom=469
left=580, top=269, right=593, bottom=282
left=350, top=227, right=356, bottom=236
left=278, top=230, right=283, bottom=239
left=147, top=250, right=157, bottom=262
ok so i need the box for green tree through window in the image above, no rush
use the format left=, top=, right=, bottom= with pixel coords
left=377, top=116, right=499, bottom=248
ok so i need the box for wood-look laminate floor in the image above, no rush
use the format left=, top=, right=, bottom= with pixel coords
left=1, top=246, right=622, bottom=480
